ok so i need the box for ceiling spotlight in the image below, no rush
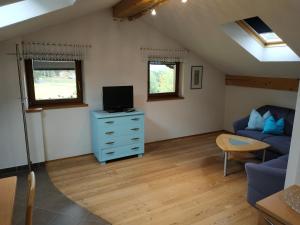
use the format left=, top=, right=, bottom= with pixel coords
left=181, top=0, right=188, bottom=3
left=151, top=8, right=157, bottom=16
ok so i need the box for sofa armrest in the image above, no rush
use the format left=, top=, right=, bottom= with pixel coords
left=245, top=163, right=286, bottom=199
left=233, top=116, right=249, bottom=133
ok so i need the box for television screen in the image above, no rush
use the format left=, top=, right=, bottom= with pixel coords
left=103, top=86, right=133, bottom=112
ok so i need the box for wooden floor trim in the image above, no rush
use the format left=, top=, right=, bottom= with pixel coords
left=145, top=130, right=225, bottom=145
left=46, top=153, right=93, bottom=163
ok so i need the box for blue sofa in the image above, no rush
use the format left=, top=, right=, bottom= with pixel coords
left=245, top=155, right=289, bottom=206
left=233, top=105, right=294, bottom=206
left=234, top=105, right=294, bottom=159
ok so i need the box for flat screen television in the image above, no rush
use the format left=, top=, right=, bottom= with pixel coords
left=103, top=86, right=134, bottom=112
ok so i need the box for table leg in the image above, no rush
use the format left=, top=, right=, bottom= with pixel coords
left=224, top=152, right=228, bottom=177
left=262, top=149, right=266, bottom=162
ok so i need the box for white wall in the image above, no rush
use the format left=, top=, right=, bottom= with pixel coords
left=0, top=40, right=28, bottom=169
left=41, top=108, right=91, bottom=160
left=0, top=39, right=45, bottom=169
left=224, top=86, right=298, bottom=132
left=286, top=82, right=300, bottom=186
left=26, top=112, right=45, bottom=163
left=0, top=9, right=225, bottom=167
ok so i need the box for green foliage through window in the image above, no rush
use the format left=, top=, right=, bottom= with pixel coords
left=149, top=62, right=177, bottom=94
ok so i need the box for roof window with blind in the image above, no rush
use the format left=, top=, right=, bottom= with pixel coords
left=236, top=16, right=285, bottom=47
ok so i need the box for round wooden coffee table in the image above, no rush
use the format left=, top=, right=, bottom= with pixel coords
left=216, top=134, right=270, bottom=176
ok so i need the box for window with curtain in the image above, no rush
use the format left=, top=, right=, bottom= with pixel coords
left=24, top=59, right=83, bottom=107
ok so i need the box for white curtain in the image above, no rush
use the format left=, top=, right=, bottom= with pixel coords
left=21, top=41, right=91, bottom=61
left=140, top=47, right=189, bottom=62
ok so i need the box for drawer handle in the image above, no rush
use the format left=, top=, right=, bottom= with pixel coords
left=131, top=138, right=140, bottom=141
left=106, top=152, right=115, bottom=155
left=131, top=128, right=140, bottom=131
left=105, top=141, right=115, bottom=145
left=131, top=118, right=140, bottom=121
left=105, top=121, right=114, bottom=124
left=105, top=131, right=114, bottom=135
left=131, top=147, right=140, bottom=151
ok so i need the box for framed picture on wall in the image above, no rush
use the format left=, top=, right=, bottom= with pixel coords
left=191, top=66, right=203, bottom=89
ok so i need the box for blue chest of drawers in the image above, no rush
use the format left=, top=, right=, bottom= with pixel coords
left=91, top=110, right=144, bottom=164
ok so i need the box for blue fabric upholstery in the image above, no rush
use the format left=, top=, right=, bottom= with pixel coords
left=233, top=116, right=249, bottom=133
left=233, top=105, right=294, bottom=206
left=263, top=136, right=291, bottom=155
left=256, top=105, right=294, bottom=136
left=236, top=130, right=272, bottom=141
left=245, top=155, right=288, bottom=206
left=234, top=105, right=294, bottom=156
left=262, top=154, right=289, bottom=168
left=285, top=111, right=295, bottom=136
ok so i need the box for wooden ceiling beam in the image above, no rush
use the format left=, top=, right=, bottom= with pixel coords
left=226, top=75, right=299, bottom=92
left=113, top=0, right=168, bottom=20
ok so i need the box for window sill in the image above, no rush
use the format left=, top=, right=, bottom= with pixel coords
left=26, top=103, right=88, bottom=113
left=147, top=96, right=184, bottom=102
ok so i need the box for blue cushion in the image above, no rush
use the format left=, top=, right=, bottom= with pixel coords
left=256, top=105, right=295, bottom=136
left=247, top=109, right=271, bottom=130
left=263, top=136, right=291, bottom=155
left=263, top=116, right=284, bottom=135
left=236, top=130, right=272, bottom=141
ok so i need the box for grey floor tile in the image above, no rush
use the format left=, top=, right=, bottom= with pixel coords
left=34, top=190, right=67, bottom=210
left=35, top=193, right=90, bottom=221
left=12, top=202, right=26, bottom=225
left=53, top=203, right=90, bottom=221
left=85, top=212, right=111, bottom=225
left=32, top=208, right=59, bottom=225
left=4, top=165, right=111, bottom=225
left=78, top=220, right=110, bottom=225
left=47, top=214, right=81, bottom=225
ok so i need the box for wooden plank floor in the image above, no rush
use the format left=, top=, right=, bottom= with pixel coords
left=47, top=133, right=258, bottom=225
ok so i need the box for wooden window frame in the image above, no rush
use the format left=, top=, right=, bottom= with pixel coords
left=236, top=20, right=285, bottom=47
left=24, top=59, right=83, bottom=108
left=147, top=61, right=180, bottom=101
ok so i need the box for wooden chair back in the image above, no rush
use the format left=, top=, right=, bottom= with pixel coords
left=25, top=171, right=36, bottom=225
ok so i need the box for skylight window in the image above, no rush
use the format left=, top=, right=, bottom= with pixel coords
left=237, top=16, right=285, bottom=46
left=222, top=19, right=300, bottom=62
left=259, top=33, right=283, bottom=44
left=0, top=0, right=76, bottom=28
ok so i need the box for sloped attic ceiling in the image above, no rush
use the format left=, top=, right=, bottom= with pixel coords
left=0, top=0, right=119, bottom=42
left=1, top=0, right=300, bottom=78
left=142, top=0, right=300, bottom=77
left=0, top=0, right=22, bottom=7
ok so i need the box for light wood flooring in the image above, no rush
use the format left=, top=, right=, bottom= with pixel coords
left=47, top=133, right=258, bottom=225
